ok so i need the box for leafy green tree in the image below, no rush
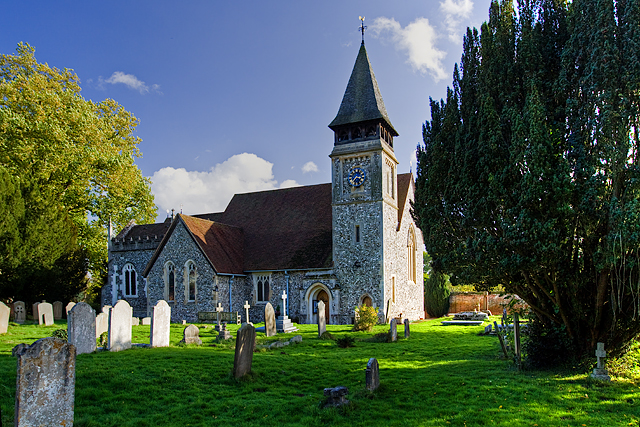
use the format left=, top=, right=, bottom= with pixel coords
left=0, top=43, right=156, bottom=299
left=424, top=269, right=451, bottom=318
left=414, top=0, right=640, bottom=357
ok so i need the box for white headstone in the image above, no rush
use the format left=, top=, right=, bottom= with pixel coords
left=264, top=302, right=276, bottom=337
left=95, top=312, right=108, bottom=339
left=131, top=317, right=140, bottom=326
left=281, top=291, right=288, bottom=317
left=38, top=302, right=54, bottom=326
left=67, top=302, right=96, bottom=354
left=108, top=300, right=132, bottom=352
left=151, top=300, right=171, bottom=348
left=141, top=317, right=151, bottom=325
left=317, top=300, right=326, bottom=338
left=0, top=301, right=10, bottom=334
left=244, top=300, right=251, bottom=324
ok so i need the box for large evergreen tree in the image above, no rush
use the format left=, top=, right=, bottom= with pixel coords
left=414, top=0, right=640, bottom=357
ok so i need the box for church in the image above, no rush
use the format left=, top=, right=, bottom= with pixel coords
left=104, top=41, right=425, bottom=325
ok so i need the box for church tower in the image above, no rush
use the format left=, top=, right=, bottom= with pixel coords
left=329, top=41, right=400, bottom=323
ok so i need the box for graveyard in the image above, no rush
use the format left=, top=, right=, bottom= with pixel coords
left=0, top=316, right=639, bottom=426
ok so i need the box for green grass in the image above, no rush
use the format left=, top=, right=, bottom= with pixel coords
left=1, top=319, right=639, bottom=426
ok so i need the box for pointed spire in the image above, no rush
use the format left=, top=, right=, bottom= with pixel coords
left=329, top=43, right=398, bottom=136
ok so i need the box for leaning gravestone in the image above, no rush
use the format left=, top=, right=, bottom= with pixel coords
left=65, top=302, right=76, bottom=317
left=68, top=302, right=96, bottom=355
left=108, top=300, right=132, bottom=352
left=365, top=358, right=380, bottom=391
left=389, top=318, right=398, bottom=342
left=404, top=319, right=410, bottom=339
left=264, top=302, right=276, bottom=337
left=53, top=301, right=63, bottom=320
left=13, top=337, right=75, bottom=427
left=95, top=312, right=108, bottom=339
left=181, top=324, right=202, bottom=345
left=233, top=323, right=256, bottom=378
left=151, top=300, right=171, bottom=348
left=38, top=302, right=54, bottom=326
left=0, top=301, right=10, bottom=334
left=14, top=301, right=26, bottom=324
left=317, top=300, right=326, bottom=338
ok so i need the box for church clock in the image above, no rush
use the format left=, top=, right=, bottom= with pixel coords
left=347, top=166, right=366, bottom=187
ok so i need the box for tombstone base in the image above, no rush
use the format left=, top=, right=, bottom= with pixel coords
left=591, top=368, right=611, bottom=381
left=218, top=330, right=233, bottom=340
left=276, top=316, right=298, bottom=333
left=323, top=386, right=349, bottom=407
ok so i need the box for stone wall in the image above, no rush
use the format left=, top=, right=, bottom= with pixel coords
left=448, top=292, right=528, bottom=315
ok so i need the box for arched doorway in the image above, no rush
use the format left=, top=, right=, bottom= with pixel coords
left=305, top=283, right=332, bottom=324
left=362, top=295, right=372, bottom=307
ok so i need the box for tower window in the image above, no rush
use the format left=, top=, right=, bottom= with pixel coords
left=164, top=262, right=175, bottom=301
left=123, top=264, right=137, bottom=297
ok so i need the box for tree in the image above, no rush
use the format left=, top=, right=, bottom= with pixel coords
left=0, top=43, right=156, bottom=299
left=414, top=0, right=640, bottom=358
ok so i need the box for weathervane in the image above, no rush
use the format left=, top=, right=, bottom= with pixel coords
left=359, top=16, right=367, bottom=44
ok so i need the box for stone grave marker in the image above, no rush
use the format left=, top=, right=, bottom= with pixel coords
left=591, top=342, right=611, bottom=381
left=68, top=302, right=96, bottom=354
left=215, top=302, right=224, bottom=331
left=32, top=302, right=39, bottom=321
left=141, top=317, right=151, bottom=325
left=233, top=323, right=256, bottom=378
left=13, top=337, right=75, bottom=427
left=102, top=305, right=111, bottom=313
left=151, top=300, right=171, bottom=347
left=276, top=291, right=298, bottom=333
left=95, top=312, right=108, bottom=339
left=317, top=300, right=326, bottom=338
left=0, top=301, right=10, bottom=334
left=218, top=322, right=233, bottom=340
left=108, top=300, right=132, bottom=352
left=13, top=301, right=26, bottom=324
left=38, top=302, right=54, bottom=326
left=389, top=318, right=398, bottom=342
left=244, top=300, right=251, bottom=324
left=404, top=319, right=410, bottom=339
left=264, top=302, right=276, bottom=337
left=65, top=302, right=76, bottom=317
left=181, top=324, right=202, bottom=345
left=365, top=358, right=379, bottom=391
left=131, top=317, right=140, bottom=326
left=323, top=386, right=349, bottom=407
left=53, top=301, right=63, bottom=320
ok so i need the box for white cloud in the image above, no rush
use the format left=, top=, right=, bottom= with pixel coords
left=302, top=161, right=318, bottom=173
left=99, top=71, right=161, bottom=94
left=440, top=0, right=474, bottom=42
left=369, top=17, right=448, bottom=81
left=150, top=153, right=299, bottom=217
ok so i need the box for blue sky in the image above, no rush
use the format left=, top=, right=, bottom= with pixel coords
left=2, top=1, right=492, bottom=220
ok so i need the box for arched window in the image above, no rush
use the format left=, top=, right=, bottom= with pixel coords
left=254, top=274, right=271, bottom=303
left=123, top=264, right=137, bottom=297
left=164, top=262, right=175, bottom=301
left=184, top=261, right=197, bottom=302
left=407, top=228, right=417, bottom=283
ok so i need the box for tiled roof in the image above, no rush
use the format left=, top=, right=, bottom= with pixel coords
left=329, top=43, right=398, bottom=135
left=397, top=173, right=413, bottom=229
left=114, top=218, right=171, bottom=241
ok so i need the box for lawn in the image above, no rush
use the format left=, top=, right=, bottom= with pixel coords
left=0, top=318, right=638, bottom=426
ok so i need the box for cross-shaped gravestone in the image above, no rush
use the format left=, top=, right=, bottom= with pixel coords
left=215, top=303, right=224, bottom=328
left=243, top=301, right=251, bottom=324
left=281, top=291, right=287, bottom=317
left=595, top=342, right=606, bottom=369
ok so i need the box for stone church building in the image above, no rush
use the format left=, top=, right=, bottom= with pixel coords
left=104, top=42, right=424, bottom=325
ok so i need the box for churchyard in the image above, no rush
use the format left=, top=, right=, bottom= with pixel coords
left=0, top=317, right=639, bottom=426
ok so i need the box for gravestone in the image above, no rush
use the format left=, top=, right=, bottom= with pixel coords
left=215, top=302, right=224, bottom=331
left=53, top=301, right=63, bottom=320
left=365, top=358, right=379, bottom=391
left=404, top=319, right=410, bottom=339
left=141, top=317, right=151, bottom=325
left=0, top=301, right=10, bottom=334
left=108, top=300, right=132, bottom=352
left=591, top=342, right=611, bottom=381
left=13, top=337, right=75, bottom=427
left=389, top=318, right=398, bottom=342
left=95, top=312, right=108, bottom=339
left=65, top=302, right=76, bottom=317
left=32, top=302, right=39, bottom=321
left=102, top=305, right=111, bottom=313
left=276, top=291, right=298, bottom=333
left=38, top=302, right=54, bottom=326
left=317, top=300, right=326, bottom=338
left=323, top=386, right=349, bottom=407
left=151, top=300, right=171, bottom=347
left=233, top=323, right=256, bottom=378
left=13, top=301, right=26, bottom=324
left=68, top=302, right=96, bottom=354
left=218, top=322, right=233, bottom=340
left=181, top=324, right=202, bottom=345
left=264, top=302, right=276, bottom=337
left=131, top=317, right=140, bottom=326
left=244, top=300, right=251, bottom=324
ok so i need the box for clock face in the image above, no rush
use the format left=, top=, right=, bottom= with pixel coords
left=348, top=166, right=367, bottom=187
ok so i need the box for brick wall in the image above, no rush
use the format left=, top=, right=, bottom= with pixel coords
left=447, top=292, right=527, bottom=315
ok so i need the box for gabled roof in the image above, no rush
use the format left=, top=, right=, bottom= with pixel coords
left=329, top=43, right=398, bottom=135
left=114, top=219, right=171, bottom=241
left=397, top=173, right=414, bottom=229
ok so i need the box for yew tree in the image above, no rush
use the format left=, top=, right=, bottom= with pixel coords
left=414, top=0, right=640, bottom=357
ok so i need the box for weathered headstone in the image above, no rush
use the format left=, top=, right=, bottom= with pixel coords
left=404, top=319, right=410, bottom=339
left=65, top=302, right=76, bottom=317
left=13, top=337, right=75, bottom=427
left=389, top=318, right=398, bottom=342
left=0, top=301, right=10, bottom=334
left=68, top=302, right=97, bottom=354
left=323, top=386, right=349, bottom=407
left=53, top=301, right=63, bottom=320
left=591, top=342, right=612, bottom=381
left=151, top=300, right=171, bottom=348
left=38, top=302, right=54, bottom=326
left=218, top=322, right=233, bottom=340
left=13, top=301, right=26, bottom=324
left=32, top=302, right=40, bottom=321
left=264, top=302, right=276, bottom=337
left=181, top=324, right=202, bottom=345
left=95, top=312, right=108, bottom=339
left=276, top=291, right=298, bottom=333
left=365, top=358, right=379, bottom=391
left=141, top=317, right=151, bottom=325
left=243, top=300, right=251, bottom=324
left=233, top=323, right=256, bottom=378
left=108, top=299, right=132, bottom=352
left=317, top=300, right=326, bottom=338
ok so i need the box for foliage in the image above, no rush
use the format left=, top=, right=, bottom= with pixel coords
left=352, top=305, right=379, bottom=332
left=50, top=328, right=68, bottom=342
left=319, top=331, right=335, bottom=340
left=366, top=332, right=392, bottom=343
left=522, top=314, right=576, bottom=369
left=98, top=331, right=108, bottom=347
left=607, top=340, right=640, bottom=379
left=414, top=0, right=640, bottom=358
left=0, top=43, right=156, bottom=295
left=424, top=269, right=451, bottom=318
left=335, top=335, right=356, bottom=348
